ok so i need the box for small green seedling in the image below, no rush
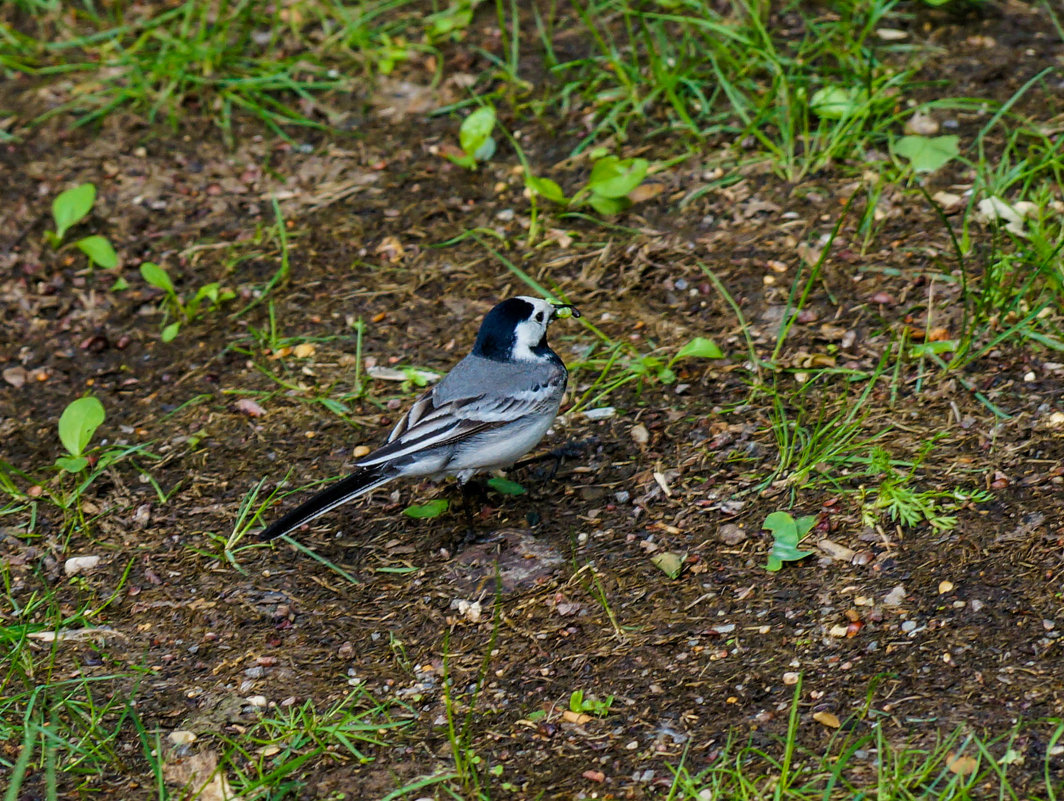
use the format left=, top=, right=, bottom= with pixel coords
left=569, top=689, right=613, bottom=717
left=46, top=183, right=119, bottom=269
left=630, top=336, right=724, bottom=385
left=763, top=511, right=816, bottom=572
left=140, top=261, right=235, bottom=341
left=894, top=135, right=960, bottom=174
left=527, top=152, right=650, bottom=216
left=487, top=477, right=525, bottom=495
left=425, top=1, right=477, bottom=41
left=859, top=446, right=991, bottom=532
left=370, top=33, right=410, bottom=74
left=580, top=154, right=650, bottom=215
left=445, top=105, right=497, bottom=169
left=809, top=85, right=869, bottom=120
left=56, top=396, right=106, bottom=473
left=403, top=499, right=449, bottom=518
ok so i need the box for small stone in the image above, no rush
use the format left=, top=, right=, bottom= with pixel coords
left=883, top=585, right=906, bottom=607
left=246, top=695, right=268, bottom=707
left=938, top=580, right=955, bottom=594
left=64, top=556, right=101, bottom=575
left=904, top=111, right=939, bottom=136
left=818, top=538, right=855, bottom=561
left=3, top=366, right=28, bottom=388
left=718, top=523, right=748, bottom=545
left=630, top=423, right=650, bottom=446
left=901, top=620, right=917, bottom=633
left=783, top=671, right=800, bottom=685
left=167, top=730, right=197, bottom=746
left=353, top=445, right=371, bottom=458
left=852, top=550, right=875, bottom=566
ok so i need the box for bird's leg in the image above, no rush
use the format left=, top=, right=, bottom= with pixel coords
left=460, top=480, right=478, bottom=536
left=457, top=478, right=492, bottom=543
left=512, top=437, right=598, bottom=482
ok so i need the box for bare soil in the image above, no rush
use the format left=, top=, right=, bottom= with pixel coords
left=1, top=2, right=1063, bottom=798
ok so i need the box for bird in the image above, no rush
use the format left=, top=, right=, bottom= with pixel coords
left=258, top=296, right=581, bottom=541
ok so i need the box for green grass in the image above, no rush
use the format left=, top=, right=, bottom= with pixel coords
left=663, top=676, right=1064, bottom=800
left=1, top=0, right=424, bottom=142
left=527, top=0, right=923, bottom=171
left=667, top=716, right=1064, bottom=800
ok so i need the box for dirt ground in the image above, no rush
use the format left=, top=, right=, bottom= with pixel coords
left=1, top=2, right=1063, bottom=798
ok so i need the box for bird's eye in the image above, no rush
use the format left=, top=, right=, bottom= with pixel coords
left=535, top=312, right=544, bottom=322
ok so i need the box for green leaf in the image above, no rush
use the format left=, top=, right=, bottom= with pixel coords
left=810, top=85, right=867, bottom=120
left=656, top=367, right=676, bottom=384
left=675, top=336, right=724, bottom=360
left=487, top=476, right=526, bottom=496
left=140, top=262, right=175, bottom=294
left=894, top=135, right=960, bottom=173
left=651, top=551, right=684, bottom=579
left=55, top=455, right=88, bottom=473
left=526, top=175, right=567, bottom=204
left=75, top=235, right=118, bottom=269
left=909, top=340, right=958, bottom=358
left=403, top=498, right=449, bottom=518
left=587, top=156, right=649, bottom=198
left=161, top=322, right=181, bottom=342
left=52, top=183, right=95, bottom=242
left=318, top=398, right=351, bottom=415
left=426, top=2, right=474, bottom=40
left=111, top=275, right=129, bottom=291
left=459, top=106, right=496, bottom=160
left=472, top=136, right=496, bottom=162
left=763, top=511, right=816, bottom=572
left=587, top=194, right=629, bottom=216
left=444, top=151, right=477, bottom=170
left=195, top=282, right=221, bottom=304
left=58, top=396, right=105, bottom=458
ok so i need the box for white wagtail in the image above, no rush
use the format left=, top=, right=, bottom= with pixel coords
left=258, top=296, right=580, bottom=541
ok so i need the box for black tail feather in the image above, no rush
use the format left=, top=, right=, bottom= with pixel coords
left=258, top=466, right=393, bottom=541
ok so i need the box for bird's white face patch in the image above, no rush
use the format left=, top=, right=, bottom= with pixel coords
left=510, top=296, right=557, bottom=362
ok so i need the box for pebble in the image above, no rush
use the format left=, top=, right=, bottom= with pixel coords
left=718, top=523, right=748, bottom=545
left=244, top=666, right=265, bottom=679
left=64, top=556, right=101, bottom=576
left=883, top=585, right=907, bottom=606
left=168, top=730, right=196, bottom=746
left=901, top=620, right=917, bottom=633
left=583, top=407, right=616, bottom=420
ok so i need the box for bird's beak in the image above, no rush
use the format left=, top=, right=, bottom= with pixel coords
left=551, top=303, right=581, bottom=320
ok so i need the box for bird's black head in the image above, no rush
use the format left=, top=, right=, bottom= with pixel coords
left=472, top=296, right=562, bottom=363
